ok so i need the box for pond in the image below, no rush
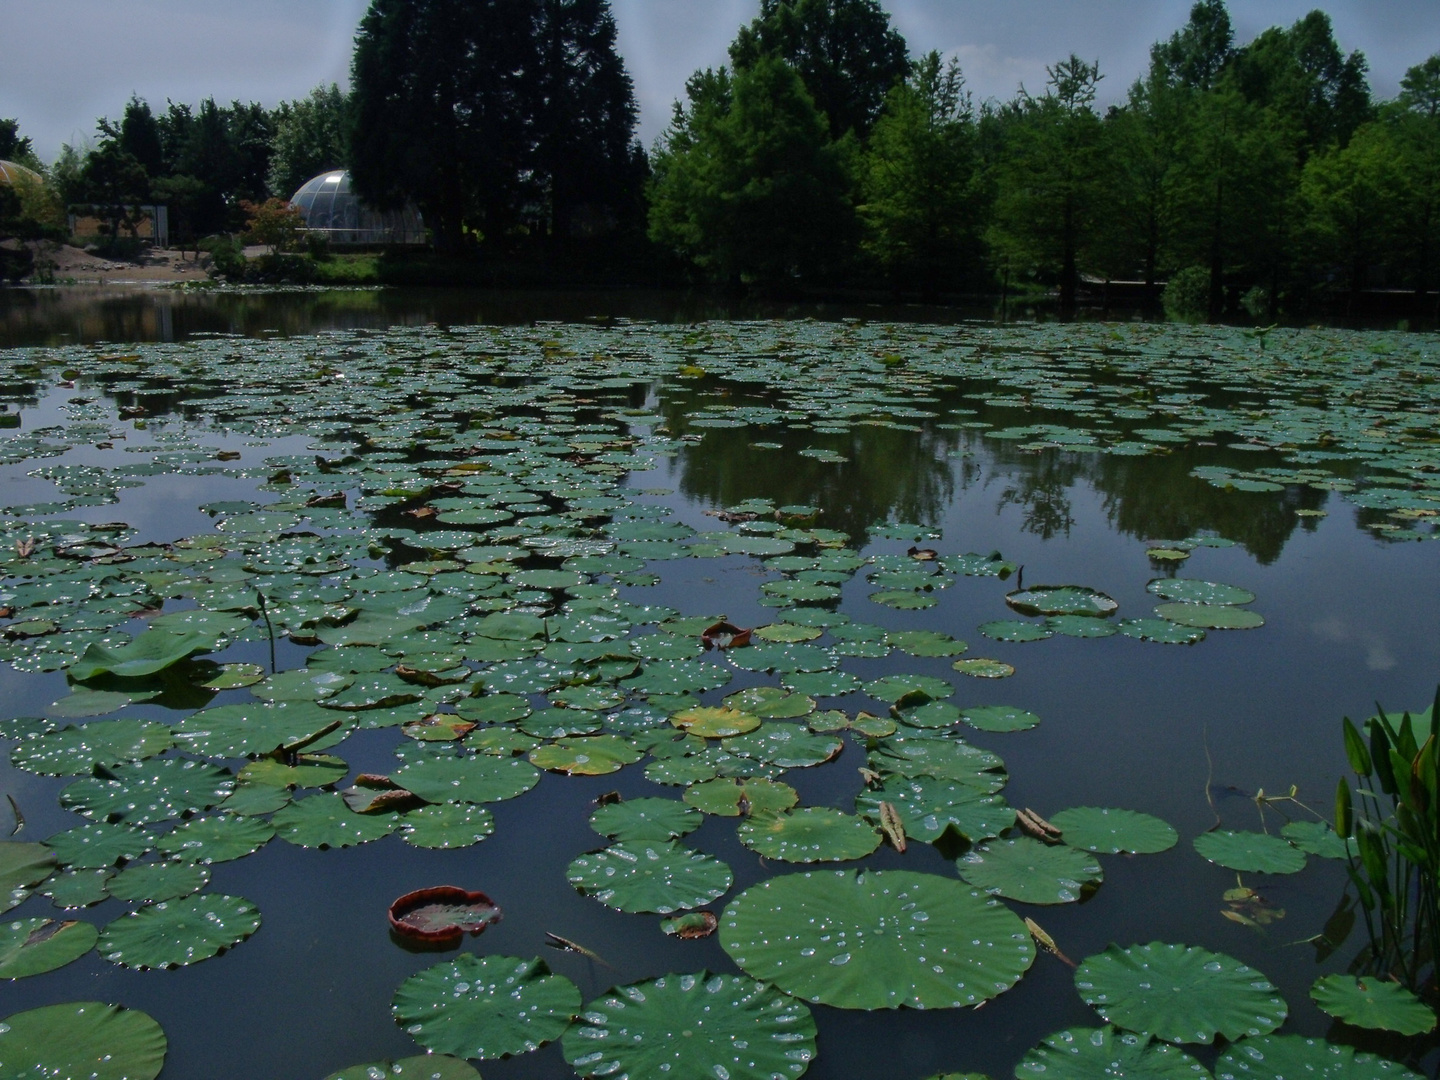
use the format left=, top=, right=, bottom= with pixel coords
left=0, top=295, right=1436, bottom=1080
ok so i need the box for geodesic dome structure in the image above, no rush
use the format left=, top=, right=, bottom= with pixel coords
left=0, top=160, right=44, bottom=189
left=289, top=170, right=425, bottom=246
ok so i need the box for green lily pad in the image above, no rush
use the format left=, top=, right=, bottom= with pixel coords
left=892, top=698, right=962, bottom=730
left=978, top=621, right=1053, bottom=643
left=220, top=781, right=292, bottom=816
left=870, top=737, right=1006, bottom=788
left=0, top=1001, right=166, bottom=1080
left=738, top=808, right=881, bottom=863
left=1045, top=615, right=1120, bottom=638
left=856, top=777, right=1014, bottom=844
left=239, top=753, right=348, bottom=789
left=174, top=701, right=353, bottom=758
left=957, top=837, right=1102, bottom=904
left=1213, top=1034, right=1423, bottom=1078
left=887, top=631, right=967, bottom=657
left=98, top=892, right=261, bottom=969
left=865, top=675, right=952, bottom=702
left=398, top=803, right=495, bottom=849
left=726, top=642, right=837, bottom=674
left=11, top=719, right=174, bottom=776
left=0, top=841, right=57, bottom=912
left=1016, top=1027, right=1210, bottom=1079
left=44, top=869, right=113, bottom=909
left=726, top=724, right=844, bottom=768
left=1193, top=830, right=1306, bottom=874
left=567, top=841, right=733, bottom=913
left=47, top=688, right=158, bottom=719
left=530, top=735, right=642, bottom=775
left=105, top=860, right=209, bottom=903
left=1007, top=586, right=1118, bottom=617
left=589, top=798, right=702, bottom=842
left=684, top=777, right=799, bottom=817
left=157, top=816, right=275, bottom=864
left=960, top=705, right=1040, bottom=733
left=870, top=590, right=937, bottom=610
left=953, top=658, right=1015, bottom=679
left=720, top=868, right=1034, bottom=1009
left=1154, top=603, right=1265, bottom=630
left=392, top=754, right=540, bottom=804
left=783, top=669, right=862, bottom=697
left=60, top=759, right=234, bottom=825
left=391, top=953, right=580, bottom=1059
left=722, top=685, right=816, bottom=719
left=1074, top=942, right=1287, bottom=1044
left=1279, top=820, right=1347, bottom=860
left=44, top=822, right=150, bottom=870
left=1146, top=579, right=1255, bottom=606
left=0, top=917, right=99, bottom=979
left=1117, top=618, right=1205, bottom=644
left=195, top=662, right=266, bottom=690
left=1048, top=807, right=1178, bottom=855
left=1309, top=975, right=1436, bottom=1034
left=562, top=973, right=817, bottom=1080
left=670, top=706, right=761, bottom=738
left=324, top=1056, right=480, bottom=1080
left=68, top=627, right=216, bottom=680
left=454, top=693, right=531, bottom=724
left=273, top=793, right=398, bottom=849
left=753, top=623, right=824, bottom=643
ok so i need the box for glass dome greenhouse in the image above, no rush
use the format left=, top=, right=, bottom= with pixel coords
left=0, top=160, right=44, bottom=189
left=289, top=171, right=425, bottom=246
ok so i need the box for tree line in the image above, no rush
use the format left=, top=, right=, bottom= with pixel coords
left=4, top=0, right=1439, bottom=316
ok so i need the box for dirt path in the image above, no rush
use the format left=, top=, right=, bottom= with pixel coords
left=31, top=243, right=212, bottom=284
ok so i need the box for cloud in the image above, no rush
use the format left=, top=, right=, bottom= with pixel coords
left=1310, top=616, right=1396, bottom=671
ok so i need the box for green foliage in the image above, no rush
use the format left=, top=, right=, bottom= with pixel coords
left=1164, top=266, right=1211, bottom=322
left=1336, top=688, right=1440, bottom=993
left=267, top=84, right=349, bottom=199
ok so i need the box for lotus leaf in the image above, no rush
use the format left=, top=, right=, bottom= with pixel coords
left=1213, top=1034, right=1422, bottom=1079
left=11, top=719, right=173, bottom=776
left=978, top=621, right=1053, bottom=643
left=960, top=705, right=1040, bottom=733
left=892, top=698, right=962, bottom=729
left=325, top=1055, right=480, bottom=1080
left=392, top=953, right=580, bottom=1059
left=322, top=674, right=423, bottom=710
left=60, top=759, right=234, bottom=825
left=68, top=627, right=216, bottom=680
left=870, top=590, right=937, bottom=610
left=684, top=778, right=799, bottom=817
left=1006, top=587, right=1118, bottom=618
left=957, top=837, right=1102, bottom=904
left=738, top=808, right=881, bottom=863
left=1279, top=820, right=1347, bottom=860
left=1154, top=603, right=1265, bottom=630
left=1193, top=830, right=1306, bottom=874
left=726, top=642, right=837, bottom=673
left=454, top=693, right=531, bottom=724
left=1048, top=807, right=1178, bottom=854
left=670, top=706, right=761, bottom=738
left=106, top=860, right=210, bottom=903
left=887, top=630, right=967, bottom=657
left=44, top=869, right=113, bottom=909
left=1146, top=579, right=1256, bottom=605
left=871, top=737, right=1006, bottom=788
left=562, top=972, right=817, bottom=1080
left=723, top=685, right=816, bottom=719
left=865, top=675, right=953, bottom=702
left=953, top=658, right=1015, bottom=679
left=398, top=803, right=495, bottom=849
left=726, top=725, right=844, bottom=768
left=1073, top=942, right=1287, bottom=1044
left=98, top=892, right=261, bottom=969
left=47, top=688, right=158, bottom=718
left=1045, top=615, right=1120, bottom=638
left=567, top=840, right=733, bottom=913
left=158, top=815, right=274, bottom=864
left=45, top=822, right=150, bottom=870
left=316, top=610, right=427, bottom=647
left=0, top=917, right=99, bottom=979
left=1117, top=618, right=1204, bottom=644
left=174, top=700, right=353, bottom=758
left=529, top=735, right=641, bottom=775
left=589, top=797, right=702, bottom=842
left=624, top=659, right=733, bottom=695
left=195, top=662, right=266, bottom=690
left=783, top=669, right=862, bottom=697
left=720, top=869, right=1034, bottom=1009
left=221, top=780, right=292, bottom=816
left=0, top=1001, right=166, bottom=1080
left=392, top=754, right=539, bottom=804
left=754, top=622, right=824, bottom=643
left=1309, top=975, right=1436, bottom=1034
left=856, top=778, right=1014, bottom=844
left=1015, top=1027, right=1209, bottom=1079
left=273, top=793, right=398, bottom=848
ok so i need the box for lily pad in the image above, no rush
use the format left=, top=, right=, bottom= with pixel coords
left=1045, top=615, right=1120, bottom=638
left=529, top=735, right=642, bottom=775
left=723, top=685, right=816, bottom=719
left=670, top=706, right=761, bottom=738
left=960, top=705, right=1041, bottom=733
left=391, top=754, right=540, bottom=804
left=324, top=1056, right=480, bottom=1080
left=589, top=797, right=702, bottom=842
left=887, top=631, right=967, bottom=658
left=567, top=841, right=733, bottom=913
left=957, top=837, right=1102, bottom=904
left=157, top=816, right=275, bottom=864
left=720, top=868, right=1034, bottom=1009
left=399, top=803, right=496, bottom=849
left=856, top=778, right=1014, bottom=844
left=0, top=917, right=99, bottom=979
left=1154, top=603, right=1265, bottom=630
left=1193, top=830, right=1306, bottom=874
left=68, top=627, right=216, bottom=680
left=60, top=759, right=234, bottom=825
left=1117, top=618, right=1205, bottom=645
left=105, top=860, right=210, bottom=903
left=174, top=701, right=353, bottom=758
left=684, top=777, right=799, bottom=817
left=738, top=808, right=881, bottom=863
left=1048, top=807, right=1178, bottom=854
left=1279, top=820, right=1347, bottom=860
left=98, top=892, right=261, bottom=969
left=11, top=719, right=174, bottom=776
left=1016, top=1027, right=1210, bottom=1079
left=1213, top=1034, right=1423, bottom=1079
left=391, top=953, right=580, bottom=1059
left=1007, top=586, right=1118, bottom=617
left=1073, top=942, right=1287, bottom=1044
left=726, top=724, right=844, bottom=768
left=1146, top=579, right=1256, bottom=606
left=978, top=621, right=1053, bottom=643
left=562, top=973, right=817, bottom=1080
left=273, top=793, right=398, bottom=849
left=865, top=675, right=952, bottom=702
left=0, top=841, right=57, bottom=911
left=953, top=658, right=1015, bottom=679
left=1309, top=975, right=1436, bottom=1034
left=0, top=1001, right=167, bottom=1080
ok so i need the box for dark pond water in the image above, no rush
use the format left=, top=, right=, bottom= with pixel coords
left=0, top=292, right=1435, bottom=1080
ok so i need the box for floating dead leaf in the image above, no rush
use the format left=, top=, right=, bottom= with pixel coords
left=660, top=911, right=718, bottom=939
left=1024, top=916, right=1077, bottom=967
left=701, top=620, right=752, bottom=650
left=1016, top=807, right=1063, bottom=843
left=879, top=801, right=906, bottom=852
left=545, top=931, right=612, bottom=966
left=401, top=714, right=476, bottom=742
left=906, top=546, right=938, bottom=561
left=343, top=774, right=424, bottom=813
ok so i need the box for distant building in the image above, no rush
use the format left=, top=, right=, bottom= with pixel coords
left=0, top=159, right=43, bottom=189
left=67, top=205, right=169, bottom=247
left=289, top=171, right=425, bottom=246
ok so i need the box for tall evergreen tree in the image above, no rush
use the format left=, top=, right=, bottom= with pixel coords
left=267, top=85, right=350, bottom=199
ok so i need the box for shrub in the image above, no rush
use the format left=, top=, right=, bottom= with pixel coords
left=1163, top=266, right=1210, bottom=323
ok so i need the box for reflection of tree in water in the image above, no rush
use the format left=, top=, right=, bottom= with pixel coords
left=661, top=391, right=964, bottom=541
left=992, top=455, right=1081, bottom=540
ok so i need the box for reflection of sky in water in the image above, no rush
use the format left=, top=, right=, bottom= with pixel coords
left=0, top=313, right=1435, bottom=1080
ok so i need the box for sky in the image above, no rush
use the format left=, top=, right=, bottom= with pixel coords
left=3, top=0, right=1437, bottom=165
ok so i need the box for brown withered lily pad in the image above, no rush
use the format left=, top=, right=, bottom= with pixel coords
left=402, top=715, right=477, bottom=742
left=388, top=886, right=502, bottom=944
left=660, top=911, right=718, bottom=939
left=343, top=774, right=424, bottom=814
left=701, top=621, right=752, bottom=650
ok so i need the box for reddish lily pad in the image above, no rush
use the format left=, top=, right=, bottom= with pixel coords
left=389, top=886, right=502, bottom=944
